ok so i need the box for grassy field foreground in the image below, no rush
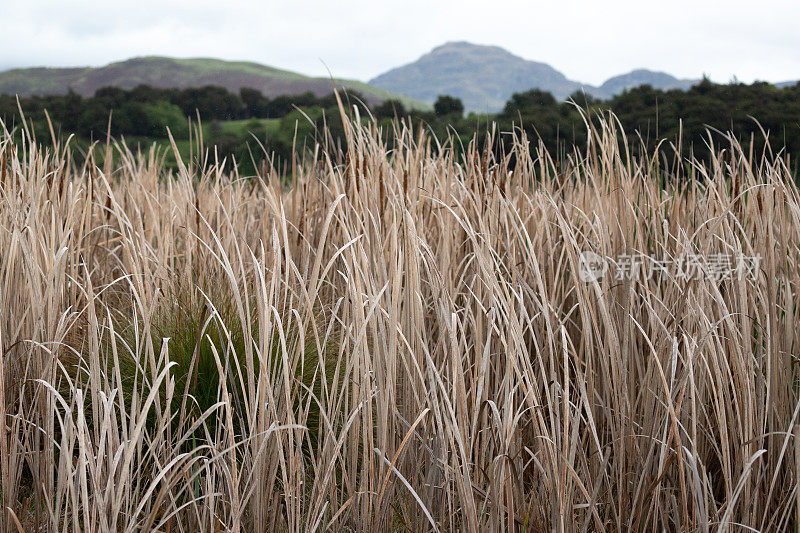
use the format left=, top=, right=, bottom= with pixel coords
left=1, top=108, right=800, bottom=531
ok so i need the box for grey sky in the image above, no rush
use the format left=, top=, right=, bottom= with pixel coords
left=3, top=0, right=798, bottom=85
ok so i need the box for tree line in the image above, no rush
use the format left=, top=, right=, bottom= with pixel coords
left=2, top=78, right=799, bottom=172
left=0, top=86, right=357, bottom=139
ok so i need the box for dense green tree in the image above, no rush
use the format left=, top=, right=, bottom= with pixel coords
left=373, top=99, right=406, bottom=119
left=174, top=86, right=243, bottom=120
left=267, top=91, right=318, bottom=118
left=433, top=95, right=464, bottom=117
left=240, top=88, right=270, bottom=118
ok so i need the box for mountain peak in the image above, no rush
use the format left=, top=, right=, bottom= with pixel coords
left=430, top=41, right=507, bottom=53
left=370, top=42, right=703, bottom=111
left=432, top=41, right=475, bottom=51
left=370, top=42, right=578, bottom=112
left=598, top=69, right=697, bottom=95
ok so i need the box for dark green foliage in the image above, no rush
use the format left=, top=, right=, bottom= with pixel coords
left=373, top=99, right=406, bottom=119
left=4, top=78, right=800, bottom=176
left=266, top=91, right=318, bottom=118
left=173, top=85, right=244, bottom=120
left=433, top=95, right=464, bottom=117
left=240, top=87, right=269, bottom=118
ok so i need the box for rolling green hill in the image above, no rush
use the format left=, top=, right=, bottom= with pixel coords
left=0, top=56, right=428, bottom=110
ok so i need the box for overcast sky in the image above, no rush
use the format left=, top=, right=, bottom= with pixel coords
left=3, top=0, right=798, bottom=85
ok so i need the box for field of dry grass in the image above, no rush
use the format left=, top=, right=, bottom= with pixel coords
left=1, top=107, right=800, bottom=531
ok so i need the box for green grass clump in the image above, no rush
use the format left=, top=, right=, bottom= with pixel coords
left=60, top=280, right=337, bottom=456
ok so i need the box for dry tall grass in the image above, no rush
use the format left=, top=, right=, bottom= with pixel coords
left=2, top=107, right=800, bottom=532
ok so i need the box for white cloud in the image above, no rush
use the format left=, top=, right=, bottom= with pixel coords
left=2, top=0, right=799, bottom=84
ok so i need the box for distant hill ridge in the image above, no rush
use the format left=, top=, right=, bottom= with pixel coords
left=597, top=69, right=697, bottom=96
left=370, top=42, right=581, bottom=113
left=3, top=46, right=796, bottom=114
left=0, top=56, right=427, bottom=109
left=370, top=41, right=702, bottom=111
